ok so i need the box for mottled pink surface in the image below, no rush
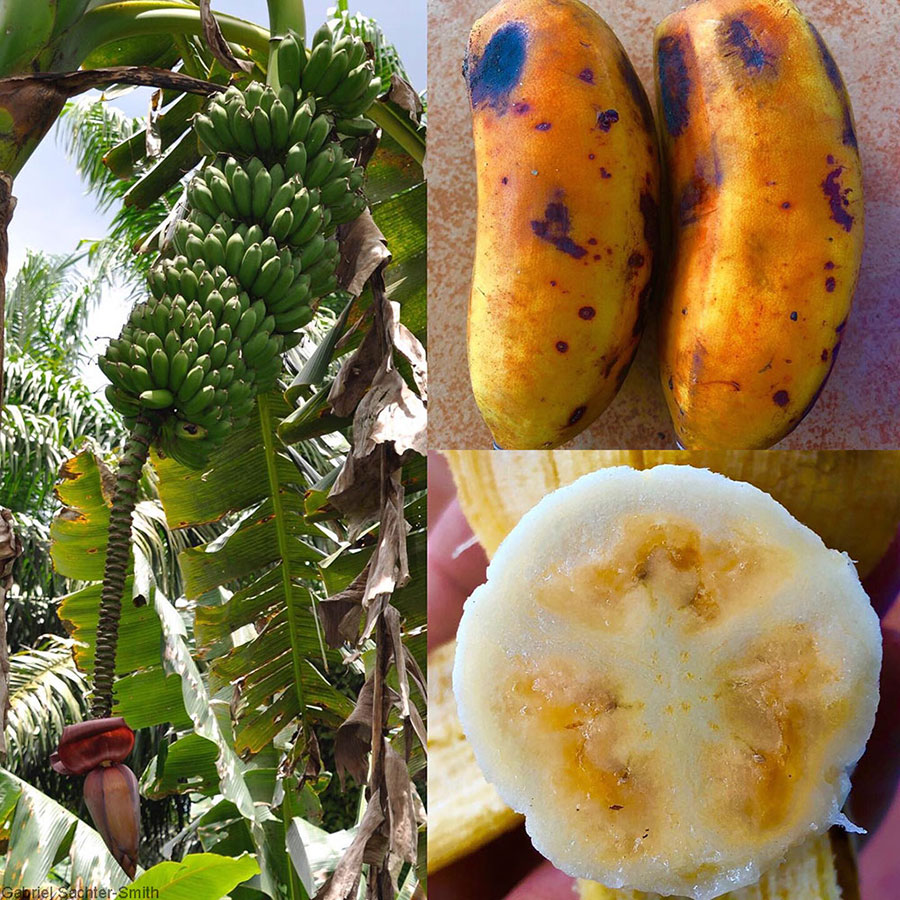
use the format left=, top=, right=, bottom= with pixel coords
left=428, top=0, right=900, bottom=449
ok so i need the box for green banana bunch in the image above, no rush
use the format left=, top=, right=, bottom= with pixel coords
left=276, top=26, right=382, bottom=119
left=100, top=23, right=375, bottom=469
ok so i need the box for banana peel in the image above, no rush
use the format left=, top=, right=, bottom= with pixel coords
left=428, top=640, right=522, bottom=872
left=444, top=449, right=900, bottom=577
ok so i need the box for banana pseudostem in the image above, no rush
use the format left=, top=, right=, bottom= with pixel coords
left=91, top=416, right=156, bottom=718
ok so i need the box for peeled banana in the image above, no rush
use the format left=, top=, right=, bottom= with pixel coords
left=655, top=0, right=864, bottom=449
left=454, top=465, right=881, bottom=899
left=100, top=27, right=375, bottom=469
left=428, top=639, right=861, bottom=900
left=577, top=828, right=857, bottom=900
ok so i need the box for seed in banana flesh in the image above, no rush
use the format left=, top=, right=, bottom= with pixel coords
left=453, top=465, right=881, bottom=900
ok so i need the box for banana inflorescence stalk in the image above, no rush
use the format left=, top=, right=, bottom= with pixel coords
left=91, top=416, right=154, bottom=719
left=59, top=20, right=380, bottom=872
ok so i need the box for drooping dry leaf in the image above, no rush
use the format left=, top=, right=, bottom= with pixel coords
left=334, top=677, right=399, bottom=788
left=354, top=364, right=427, bottom=459
left=363, top=477, right=409, bottom=606
left=319, top=560, right=369, bottom=648
left=392, top=316, right=428, bottom=401
left=199, top=0, right=253, bottom=72
left=0, top=174, right=17, bottom=410
left=384, top=746, right=418, bottom=867
left=328, top=322, right=382, bottom=418
left=386, top=73, right=423, bottom=125
left=335, top=210, right=390, bottom=297
left=314, top=792, right=385, bottom=900
left=145, top=89, right=162, bottom=159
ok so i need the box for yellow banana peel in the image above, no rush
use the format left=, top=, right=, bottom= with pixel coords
left=444, top=449, right=900, bottom=576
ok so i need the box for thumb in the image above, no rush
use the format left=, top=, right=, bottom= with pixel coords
left=504, top=862, right=577, bottom=900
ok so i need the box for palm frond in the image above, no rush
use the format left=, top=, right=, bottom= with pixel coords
left=57, top=99, right=141, bottom=211
left=4, top=636, right=88, bottom=774
left=5, top=250, right=98, bottom=362
left=58, top=98, right=190, bottom=289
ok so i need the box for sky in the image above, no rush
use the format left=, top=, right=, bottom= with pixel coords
left=7, top=0, right=426, bottom=384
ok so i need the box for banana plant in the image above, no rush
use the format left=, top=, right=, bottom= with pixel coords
left=10, top=1, right=428, bottom=895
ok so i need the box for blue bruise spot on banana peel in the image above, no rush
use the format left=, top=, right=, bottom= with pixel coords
left=531, top=201, right=588, bottom=258
left=724, top=18, right=775, bottom=72
left=808, top=22, right=858, bottom=149
left=657, top=35, right=691, bottom=137
left=822, top=165, right=854, bottom=232
left=465, top=22, right=528, bottom=113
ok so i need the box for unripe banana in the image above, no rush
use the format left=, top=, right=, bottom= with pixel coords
left=304, top=115, right=332, bottom=158
left=302, top=40, right=334, bottom=94
left=251, top=105, right=272, bottom=151
left=275, top=32, right=304, bottom=91
left=252, top=167, right=273, bottom=220
left=655, top=0, right=863, bottom=449
left=139, top=388, right=174, bottom=409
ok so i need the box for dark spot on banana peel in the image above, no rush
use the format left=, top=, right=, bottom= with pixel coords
left=668, top=376, right=674, bottom=390
left=556, top=340, right=569, bottom=352
left=514, top=101, right=530, bottom=114
left=579, top=305, right=595, bottom=319
left=628, top=252, right=645, bottom=268
left=536, top=122, right=551, bottom=130
left=781, top=201, right=791, bottom=209
left=466, top=22, right=529, bottom=114
left=657, top=34, right=692, bottom=137
left=822, top=348, right=829, bottom=361
left=679, top=177, right=709, bottom=226
left=596, top=109, right=619, bottom=132
left=825, top=260, right=835, bottom=269
left=633, top=280, right=652, bottom=337
left=568, top=405, right=586, bottom=426
left=600, top=167, right=611, bottom=178
left=825, top=276, right=836, bottom=292
left=579, top=68, right=594, bottom=83
left=790, top=311, right=798, bottom=321
left=619, top=53, right=656, bottom=133
left=603, top=353, right=620, bottom=378
left=531, top=201, right=588, bottom=258
left=773, top=390, right=790, bottom=407
left=640, top=192, right=660, bottom=255
left=808, top=21, right=858, bottom=149
left=723, top=18, right=775, bottom=73
left=502, top=176, right=509, bottom=184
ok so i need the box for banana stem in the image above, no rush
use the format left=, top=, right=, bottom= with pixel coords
left=71, top=3, right=270, bottom=64
left=91, top=417, right=156, bottom=719
left=266, top=0, right=306, bottom=43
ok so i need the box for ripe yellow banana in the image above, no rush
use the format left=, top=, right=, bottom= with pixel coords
left=655, top=0, right=863, bottom=449
left=466, top=0, right=660, bottom=449
left=444, top=449, right=900, bottom=577
left=453, top=466, right=880, bottom=899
